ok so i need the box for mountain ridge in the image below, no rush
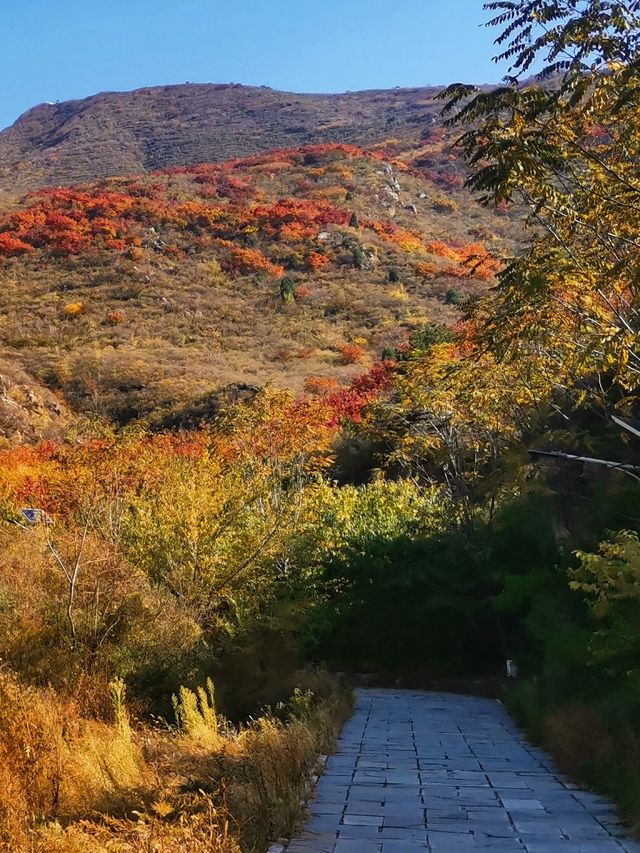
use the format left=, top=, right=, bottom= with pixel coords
left=0, top=82, right=449, bottom=193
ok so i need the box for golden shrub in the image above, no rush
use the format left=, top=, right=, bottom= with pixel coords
left=63, top=302, right=86, bottom=317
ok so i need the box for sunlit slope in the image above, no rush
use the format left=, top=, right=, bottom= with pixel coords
left=0, top=142, right=521, bottom=430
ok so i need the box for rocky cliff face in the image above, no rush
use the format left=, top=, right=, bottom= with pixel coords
left=0, top=360, right=68, bottom=444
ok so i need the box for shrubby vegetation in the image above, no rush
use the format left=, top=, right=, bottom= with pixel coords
left=1, top=1, right=640, bottom=848
left=0, top=138, right=519, bottom=431
left=0, top=394, right=355, bottom=850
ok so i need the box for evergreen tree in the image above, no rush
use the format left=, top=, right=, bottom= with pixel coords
left=279, top=276, right=296, bottom=304
left=352, top=247, right=365, bottom=270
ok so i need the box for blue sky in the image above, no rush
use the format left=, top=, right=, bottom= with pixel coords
left=2, top=0, right=508, bottom=130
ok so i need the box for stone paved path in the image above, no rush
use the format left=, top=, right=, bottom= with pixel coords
left=285, top=689, right=640, bottom=853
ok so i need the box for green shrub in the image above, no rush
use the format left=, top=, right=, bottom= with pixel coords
left=352, top=246, right=365, bottom=269
left=410, top=322, right=455, bottom=350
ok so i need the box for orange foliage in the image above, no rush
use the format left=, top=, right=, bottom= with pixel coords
left=304, top=376, right=340, bottom=397
left=0, top=431, right=211, bottom=519
left=337, top=343, right=365, bottom=365
left=0, top=233, right=33, bottom=255
left=279, top=221, right=316, bottom=242
left=226, top=246, right=284, bottom=278
left=387, top=229, right=425, bottom=254
left=63, top=302, right=86, bottom=317
left=306, top=252, right=328, bottom=272
left=426, top=240, right=500, bottom=280
left=415, top=261, right=438, bottom=279
left=425, top=240, right=460, bottom=261
left=368, top=221, right=425, bottom=253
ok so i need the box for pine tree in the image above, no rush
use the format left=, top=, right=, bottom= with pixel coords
left=279, top=276, right=296, bottom=304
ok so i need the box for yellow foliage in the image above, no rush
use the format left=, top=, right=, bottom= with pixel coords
left=389, top=285, right=409, bottom=301
left=0, top=666, right=349, bottom=852
left=63, top=302, right=86, bottom=317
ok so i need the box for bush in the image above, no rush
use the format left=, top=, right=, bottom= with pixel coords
left=410, top=322, right=455, bottom=350
left=337, top=343, right=364, bottom=364
left=63, top=301, right=86, bottom=317
left=432, top=194, right=459, bottom=213
left=415, top=261, right=438, bottom=279
left=352, top=247, right=365, bottom=270
left=310, top=531, right=503, bottom=672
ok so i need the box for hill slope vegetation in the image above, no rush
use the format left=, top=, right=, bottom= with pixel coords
left=0, top=140, right=520, bottom=434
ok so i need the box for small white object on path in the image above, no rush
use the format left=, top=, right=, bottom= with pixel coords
left=285, top=688, right=640, bottom=852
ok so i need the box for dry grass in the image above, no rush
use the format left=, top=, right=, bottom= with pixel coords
left=0, top=671, right=149, bottom=849
left=543, top=705, right=640, bottom=834
left=0, top=668, right=351, bottom=852
left=0, top=83, right=458, bottom=192
left=0, top=143, right=523, bottom=436
left=34, top=811, right=239, bottom=853
left=544, top=705, right=614, bottom=778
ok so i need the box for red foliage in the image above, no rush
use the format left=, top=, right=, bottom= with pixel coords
left=0, top=141, right=482, bottom=295
left=324, top=361, right=394, bottom=425
left=216, top=173, right=255, bottom=203
left=254, top=198, right=349, bottom=231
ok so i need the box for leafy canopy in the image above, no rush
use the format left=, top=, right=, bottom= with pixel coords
left=442, top=1, right=640, bottom=393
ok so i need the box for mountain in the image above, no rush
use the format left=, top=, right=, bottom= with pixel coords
left=0, top=136, right=522, bottom=436
left=0, top=83, right=449, bottom=194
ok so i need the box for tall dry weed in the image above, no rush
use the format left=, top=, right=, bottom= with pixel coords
left=0, top=668, right=349, bottom=852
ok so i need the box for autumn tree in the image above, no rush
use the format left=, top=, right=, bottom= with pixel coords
left=121, top=390, right=335, bottom=633
left=442, top=1, right=640, bottom=398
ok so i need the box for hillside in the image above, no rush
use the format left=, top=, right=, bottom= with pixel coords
left=0, top=140, right=522, bottom=434
left=0, top=83, right=452, bottom=194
